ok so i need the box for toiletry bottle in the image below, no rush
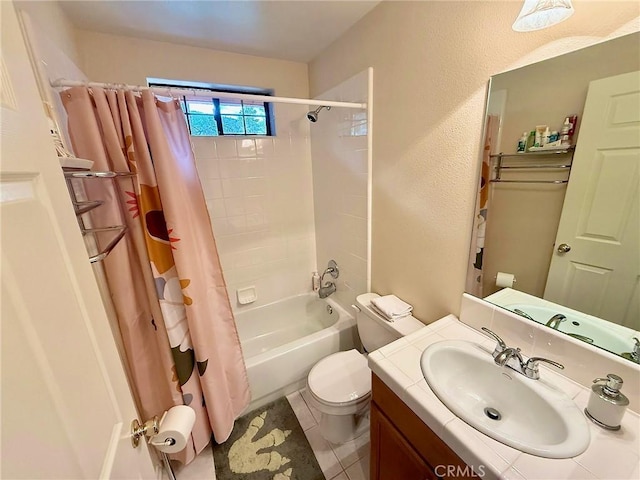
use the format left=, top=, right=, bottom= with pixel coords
left=542, top=127, right=551, bottom=147
left=585, top=374, right=629, bottom=430
left=568, top=114, right=578, bottom=136
left=550, top=130, right=559, bottom=143
left=517, top=132, right=527, bottom=152
left=560, top=118, right=571, bottom=146
left=534, top=130, right=541, bottom=148
left=312, top=272, right=320, bottom=292
left=526, top=130, right=535, bottom=151
left=534, top=125, right=547, bottom=148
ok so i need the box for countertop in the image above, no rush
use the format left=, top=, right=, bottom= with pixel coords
left=368, top=315, right=640, bottom=480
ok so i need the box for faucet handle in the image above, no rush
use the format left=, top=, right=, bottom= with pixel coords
left=524, top=356, right=564, bottom=379
left=481, top=327, right=507, bottom=350
left=631, top=337, right=640, bottom=362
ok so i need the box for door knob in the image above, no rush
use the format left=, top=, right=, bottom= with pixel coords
left=557, top=243, right=571, bottom=253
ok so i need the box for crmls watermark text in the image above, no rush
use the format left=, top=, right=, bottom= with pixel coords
left=434, top=464, right=486, bottom=478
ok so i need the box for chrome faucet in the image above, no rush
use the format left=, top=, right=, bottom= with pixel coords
left=494, top=346, right=524, bottom=369
left=513, top=308, right=535, bottom=321
left=481, top=327, right=564, bottom=380
left=318, top=260, right=339, bottom=299
left=318, top=282, right=336, bottom=299
left=522, top=357, right=565, bottom=380
left=622, top=337, right=640, bottom=364
left=545, top=314, right=567, bottom=329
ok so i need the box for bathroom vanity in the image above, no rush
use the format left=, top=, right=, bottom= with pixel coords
left=370, top=374, right=467, bottom=479
left=368, top=315, right=640, bottom=480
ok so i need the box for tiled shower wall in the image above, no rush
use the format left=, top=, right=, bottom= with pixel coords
left=192, top=104, right=317, bottom=311
left=311, top=69, right=371, bottom=311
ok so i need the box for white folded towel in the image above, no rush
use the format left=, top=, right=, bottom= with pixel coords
left=370, top=295, right=413, bottom=322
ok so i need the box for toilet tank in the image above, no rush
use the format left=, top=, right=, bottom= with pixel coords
left=355, top=293, right=424, bottom=352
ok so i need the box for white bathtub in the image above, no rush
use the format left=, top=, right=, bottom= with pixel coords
left=235, top=293, right=358, bottom=411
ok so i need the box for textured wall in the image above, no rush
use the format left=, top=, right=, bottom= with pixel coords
left=309, top=1, right=640, bottom=323
left=75, top=29, right=308, bottom=98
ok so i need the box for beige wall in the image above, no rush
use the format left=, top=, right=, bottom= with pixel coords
left=15, top=0, right=81, bottom=67
left=75, top=29, right=308, bottom=98
left=309, top=1, right=640, bottom=324
left=493, top=32, right=640, bottom=153
left=483, top=32, right=640, bottom=297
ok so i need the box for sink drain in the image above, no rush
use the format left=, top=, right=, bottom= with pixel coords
left=484, top=407, right=501, bottom=420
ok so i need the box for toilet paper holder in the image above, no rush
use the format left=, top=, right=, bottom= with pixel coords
left=130, top=416, right=159, bottom=448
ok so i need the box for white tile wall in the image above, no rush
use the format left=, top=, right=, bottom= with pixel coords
left=311, top=70, right=370, bottom=311
left=192, top=104, right=317, bottom=311
left=191, top=74, right=370, bottom=315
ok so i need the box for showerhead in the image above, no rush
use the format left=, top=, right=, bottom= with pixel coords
left=306, top=105, right=331, bottom=122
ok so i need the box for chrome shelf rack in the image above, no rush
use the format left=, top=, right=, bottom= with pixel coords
left=64, top=169, right=136, bottom=263
left=490, top=146, right=575, bottom=184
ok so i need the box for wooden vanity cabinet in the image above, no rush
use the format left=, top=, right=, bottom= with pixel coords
left=370, top=374, right=473, bottom=480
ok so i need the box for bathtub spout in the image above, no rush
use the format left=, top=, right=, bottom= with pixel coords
left=318, top=282, right=336, bottom=299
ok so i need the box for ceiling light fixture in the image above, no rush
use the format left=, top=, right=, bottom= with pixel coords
left=512, top=0, right=575, bottom=32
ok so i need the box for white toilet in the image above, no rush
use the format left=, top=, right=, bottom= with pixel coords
left=306, top=292, right=424, bottom=444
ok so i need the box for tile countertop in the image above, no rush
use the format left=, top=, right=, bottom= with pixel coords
left=368, top=315, right=640, bottom=480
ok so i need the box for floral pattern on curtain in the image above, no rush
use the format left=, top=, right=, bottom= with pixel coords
left=62, top=87, right=250, bottom=464
left=467, top=114, right=499, bottom=297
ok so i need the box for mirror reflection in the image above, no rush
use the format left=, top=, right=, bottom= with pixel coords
left=467, top=32, right=640, bottom=363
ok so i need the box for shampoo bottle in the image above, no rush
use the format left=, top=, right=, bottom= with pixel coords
left=534, top=130, right=542, bottom=148
left=312, top=272, right=320, bottom=292
left=526, top=130, right=535, bottom=151
left=534, top=125, right=547, bottom=148
left=517, top=132, right=527, bottom=152
left=542, top=127, right=551, bottom=147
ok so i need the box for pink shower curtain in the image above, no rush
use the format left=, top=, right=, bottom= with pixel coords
left=467, top=114, right=499, bottom=297
left=61, top=87, right=250, bottom=464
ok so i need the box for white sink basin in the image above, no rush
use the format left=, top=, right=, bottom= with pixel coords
left=420, top=340, right=590, bottom=458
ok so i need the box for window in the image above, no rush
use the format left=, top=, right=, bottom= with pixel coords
left=149, top=80, right=274, bottom=137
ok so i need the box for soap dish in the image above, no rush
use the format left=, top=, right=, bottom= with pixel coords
left=237, top=286, right=257, bottom=305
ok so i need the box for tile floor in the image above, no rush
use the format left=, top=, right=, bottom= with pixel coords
left=287, top=388, right=370, bottom=480
left=169, top=388, right=371, bottom=480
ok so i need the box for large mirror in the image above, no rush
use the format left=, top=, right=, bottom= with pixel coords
left=467, top=32, right=640, bottom=363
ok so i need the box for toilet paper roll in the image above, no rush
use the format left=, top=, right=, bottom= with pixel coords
left=150, top=405, right=196, bottom=454
left=495, top=272, right=516, bottom=288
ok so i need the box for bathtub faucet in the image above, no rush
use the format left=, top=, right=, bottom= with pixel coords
left=318, top=260, right=339, bottom=299
left=318, top=282, right=336, bottom=299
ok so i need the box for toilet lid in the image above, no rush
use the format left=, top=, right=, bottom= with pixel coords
left=307, top=349, right=371, bottom=405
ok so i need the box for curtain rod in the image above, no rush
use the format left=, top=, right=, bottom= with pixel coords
left=50, top=79, right=367, bottom=109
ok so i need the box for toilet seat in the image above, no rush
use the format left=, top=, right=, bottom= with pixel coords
left=307, top=349, right=371, bottom=411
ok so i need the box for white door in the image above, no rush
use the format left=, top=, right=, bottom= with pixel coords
left=544, top=71, right=640, bottom=329
left=1, top=2, right=156, bottom=478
